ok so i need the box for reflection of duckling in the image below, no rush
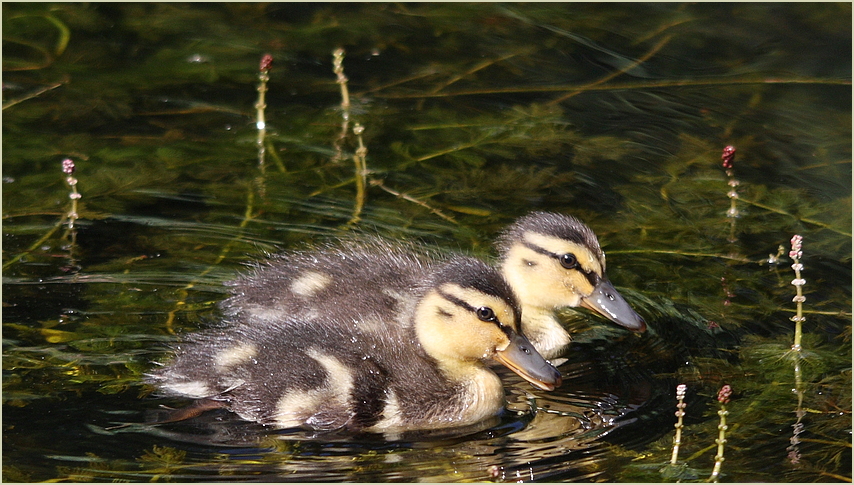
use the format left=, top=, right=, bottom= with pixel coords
left=497, top=211, right=645, bottom=358
left=224, top=212, right=644, bottom=360
left=148, top=257, right=561, bottom=432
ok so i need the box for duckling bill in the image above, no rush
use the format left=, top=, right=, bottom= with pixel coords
left=148, top=257, right=560, bottom=432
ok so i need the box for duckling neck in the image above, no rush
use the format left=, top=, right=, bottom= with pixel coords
left=437, top=361, right=505, bottom=424
left=519, top=305, right=571, bottom=360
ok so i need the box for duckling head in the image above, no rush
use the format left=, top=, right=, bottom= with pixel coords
left=496, top=212, right=646, bottom=358
left=414, top=257, right=562, bottom=391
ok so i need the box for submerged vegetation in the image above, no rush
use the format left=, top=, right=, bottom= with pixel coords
left=3, top=3, right=851, bottom=482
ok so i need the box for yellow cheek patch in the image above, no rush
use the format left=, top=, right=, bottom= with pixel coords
left=416, top=286, right=517, bottom=364
left=565, top=269, right=597, bottom=297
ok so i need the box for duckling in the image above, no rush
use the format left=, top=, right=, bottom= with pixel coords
left=496, top=211, right=645, bottom=358
left=223, top=212, right=644, bottom=360
left=147, top=256, right=561, bottom=432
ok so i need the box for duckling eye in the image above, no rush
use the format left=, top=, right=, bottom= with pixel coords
left=476, top=307, right=496, bottom=322
left=560, top=253, right=579, bottom=269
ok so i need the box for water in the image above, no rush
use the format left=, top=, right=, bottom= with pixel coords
left=3, top=3, right=851, bottom=482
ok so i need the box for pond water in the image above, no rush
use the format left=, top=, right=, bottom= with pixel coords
left=2, top=3, right=851, bottom=482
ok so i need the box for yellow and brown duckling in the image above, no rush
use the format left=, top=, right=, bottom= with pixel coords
left=223, top=211, right=644, bottom=360
left=148, top=256, right=561, bottom=432
left=496, top=211, right=645, bottom=358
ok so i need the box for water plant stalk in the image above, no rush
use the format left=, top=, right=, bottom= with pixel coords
left=2, top=80, right=65, bottom=110
left=375, top=76, right=851, bottom=100
left=708, top=385, right=732, bottom=483
left=62, top=158, right=80, bottom=231
left=0, top=156, right=85, bottom=270
left=548, top=34, right=672, bottom=106
left=256, top=54, right=272, bottom=170
left=670, top=384, right=688, bottom=465
left=720, top=146, right=738, bottom=243
left=369, top=179, right=457, bottom=224
left=787, top=234, right=806, bottom=465
left=331, top=48, right=367, bottom=227
left=789, top=235, right=806, bottom=352
left=348, top=123, right=367, bottom=226
left=165, top=58, right=274, bottom=332
left=332, top=47, right=351, bottom=164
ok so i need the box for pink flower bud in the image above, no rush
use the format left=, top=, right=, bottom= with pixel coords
left=717, top=385, right=732, bottom=404
left=789, top=235, right=803, bottom=259
left=259, top=54, right=273, bottom=72
left=62, top=158, right=75, bottom=174
left=721, top=145, right=736, bottom=169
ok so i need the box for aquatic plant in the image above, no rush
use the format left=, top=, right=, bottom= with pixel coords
left=61, top=158, right=81, bottom=230
left=787, top=235, right=807, bottom=466
left=670, top=383, right=688, bottom=465
left=330, top=48, right=368, bottom=226
left=332, top=47, right=352, bottom=165
left=348, top=121, right=368, bottom=226
left=1, top=158, right=84, bottom=271
left=720, top=146, right=739, bottom=243
left=789, top=235, right=806, bottom=353
left=708, top=385, right=732, bottom=482
left=255, top=53, right=272, bottom=170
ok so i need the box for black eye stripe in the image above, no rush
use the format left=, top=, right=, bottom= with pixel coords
left=436, top=290, right=513, bottom=337
left=520, top=240, right=600, bottom=287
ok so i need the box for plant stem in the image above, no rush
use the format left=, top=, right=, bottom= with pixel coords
left=606, top=248, right=753, bottom=263
left=2, top=81, right=65, bottom=110
left=548, top=34, right=672, bottom=106
left=670, top=384, right=687, bottom=465
left=1, top=217, right=65, bottom=271
left=708, top=385, right=732, bottom=482
left=256, top=64, right=269, bottom=170
left=374, top=77, right=850, bottom=99
left=787, top=235, right=806, bottom=465
left=347, top=123, right=367, bottom=226
left=708, top=405, right=729, bottom=482
left=738, top=198, right=851, bottom=237
left=369, top=179, right=457, bottom=224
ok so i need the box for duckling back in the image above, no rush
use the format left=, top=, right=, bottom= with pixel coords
left=221, top=238, right=436, bottom=326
